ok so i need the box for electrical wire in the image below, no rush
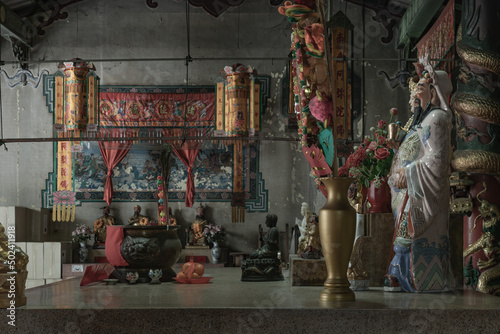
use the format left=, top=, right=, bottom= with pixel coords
left=183, top=0, right=192, bottom=145
left=0, top=57, right=456, bottom=65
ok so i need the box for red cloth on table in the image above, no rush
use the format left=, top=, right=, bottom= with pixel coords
left=79, top=264, right=115, bottom=286
left=173, top=141, right=201, bottom=207
left=105, top=226, right=129, bottom=267
left=98, top=140, right=133, bottom=205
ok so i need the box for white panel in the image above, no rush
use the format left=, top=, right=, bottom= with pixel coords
left=43, top=242, right=62, bottom=279
left=25, top=242, right=44, bottom=279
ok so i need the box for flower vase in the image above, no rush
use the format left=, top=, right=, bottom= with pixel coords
left=367, top=177, right=392, bottom=213
left=78, top=241, right=89, bottom=263
left=319, top=177, right=357, bottom=302
left=211, top=242, right=221, bottom=264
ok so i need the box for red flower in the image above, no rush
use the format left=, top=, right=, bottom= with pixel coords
left=377, top=120, right=386, bottom=129
left=377, top=135, right=386, bottom=145
left=338, top=164, right=349, bottom=176
left=390, top=108, right=398, bottom=116
left=367, top=141, right=378, bottom=151
left=374, top=147, right=390, bottom=160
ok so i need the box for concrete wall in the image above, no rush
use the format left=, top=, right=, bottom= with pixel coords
left=0, top=0, right=410, bottom=254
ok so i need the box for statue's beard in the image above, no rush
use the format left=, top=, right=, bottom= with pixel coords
left=410, top=99, right=431, bottom=129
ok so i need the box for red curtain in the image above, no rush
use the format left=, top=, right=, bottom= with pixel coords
left=173, top=141, right=201, bottom=207
left=98, top=141, right=133, bottom=205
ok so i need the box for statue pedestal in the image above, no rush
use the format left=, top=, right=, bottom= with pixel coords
left=289, top=254, right=327, bottom=286
left=241, top=258, right=284, bottom=281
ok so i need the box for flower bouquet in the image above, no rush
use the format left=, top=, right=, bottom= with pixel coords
left=202, top=223, right=226, bottom=245
left=72, top=224, right=94, bottom=243
left=339, top=108, right=398, bottom=188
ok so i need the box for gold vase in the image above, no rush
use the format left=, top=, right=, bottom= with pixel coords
left=319, top=177, right=356, bottom=302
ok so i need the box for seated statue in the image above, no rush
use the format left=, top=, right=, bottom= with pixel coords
left=298, top=214, right=321, bottom=259
left=242, top=214, right=284, bottom=281
left=93, top=206, right=116, bottom=245
left=127, top=205, right=149, bottom=226
left=186, top=204, right=208, bottom=247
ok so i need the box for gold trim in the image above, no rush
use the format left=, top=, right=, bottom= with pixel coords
left=452, top=150, right=500, bottom=174
left=451, top=92, right=500, bottom=126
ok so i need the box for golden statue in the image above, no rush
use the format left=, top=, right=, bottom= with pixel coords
left=187, top=204, right=208, bottom=247
left=93, top=206, right=116, bottom=244
left=127, top=205, right=149, bottom=226
left=0, top=223, right=29, bottom=307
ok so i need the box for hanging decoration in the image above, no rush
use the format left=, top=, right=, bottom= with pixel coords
left=279, top=1, right=349, bottom=194
left=159, top=143, right=174, bottom=225
left=51, top=190, right=76, bottom=222
left=215, top=64, right=261, bottom=223
left=54, top=59, right=99, bottom=135
left=52, top=58, right=100, bottom=219
left=416, top=0, right=456, bottom=72
left=328, top=10, right=353, bottom=140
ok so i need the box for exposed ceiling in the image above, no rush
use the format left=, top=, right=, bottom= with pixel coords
left=1, top=0, right=285, bottom=37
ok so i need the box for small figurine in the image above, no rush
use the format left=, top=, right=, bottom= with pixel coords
left=126, top=271, right=139, bottom=284
left=127, top=205, right=149, bottom=226
left=93, top=206, right=116, bottom=245
left=297, top=202, right=311, bottom=254
left=187, top=204, right=208, bottom=247
left=169, top=207, right=177, bottom=226
left=148, top=269, right=162, bottom=284
left=298, top=214, right=321, bottom=259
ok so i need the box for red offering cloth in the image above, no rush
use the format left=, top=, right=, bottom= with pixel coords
left=105, top=226, right=129, bottom=267
left=80, top=264, right=115, bottom=286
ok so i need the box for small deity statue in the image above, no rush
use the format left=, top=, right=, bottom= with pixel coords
left=250, top=214, right=280, bottom=259
left=93, top=206, right=116, bottom=244
left=242, top=214, right=283, bottom=281
left=127, top=205, right=149, bottom=226
left=169, top=207, right=177, bottom=226
left=187, top=204, right=208, bottom=247
left=298, top=214, right=321, bottom=259
left=297, top=202, right=311, bottom=254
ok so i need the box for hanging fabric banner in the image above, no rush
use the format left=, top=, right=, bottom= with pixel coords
left=99, top=91, right=215, bottom=127
left=57, top=141, right=73, bottom=191
left=331, top=27, right=351, bottom=140
left=173, top=141, right=201, bottom=208
left=416, top=0, right=455, bottom=71
left=98, top=140, right=133, bottom=205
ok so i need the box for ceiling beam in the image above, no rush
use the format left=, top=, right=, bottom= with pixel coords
left=0, top=0, right=35, bottom=47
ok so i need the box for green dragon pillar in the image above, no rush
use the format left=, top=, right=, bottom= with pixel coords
left=451, top=0, right=500, bottom=295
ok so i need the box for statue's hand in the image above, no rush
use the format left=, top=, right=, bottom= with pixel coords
left=386, top=138, right=399, bottom=150
left=396, top=168, right=407, bottom=189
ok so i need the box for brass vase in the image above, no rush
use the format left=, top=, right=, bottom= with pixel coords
left=319, top=177, right=357, bottom=301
